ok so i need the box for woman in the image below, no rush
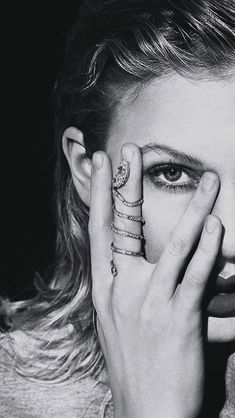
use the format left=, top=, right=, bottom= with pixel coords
left=0, top=0, right=234, bottom=416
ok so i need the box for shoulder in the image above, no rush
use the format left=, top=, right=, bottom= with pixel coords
left=219, top=352, right=235, bottom=418
left=0, top=331, right=114, bottom=418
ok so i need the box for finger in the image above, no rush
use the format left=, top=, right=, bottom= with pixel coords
left=89, top=151, right=113, bottom=301
left=112, top=143, right=144, bottom=261
left=153, top=172, right=220, bottom=298
left=176, top=215, right=222, bottom=313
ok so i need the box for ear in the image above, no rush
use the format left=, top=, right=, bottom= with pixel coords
left=62, top=126, right=92, bottom=207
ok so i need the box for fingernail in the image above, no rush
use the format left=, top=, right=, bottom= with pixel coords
left=202, top=173, right=217, bottom=192
left=206, top=216, right=218, bottom=233
left=92, top=152, right=103, bottom=170
left=122, top=145, right=134, bottom=163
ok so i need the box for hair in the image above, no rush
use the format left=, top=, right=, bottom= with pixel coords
left=1, top=0, right=235, bottom=383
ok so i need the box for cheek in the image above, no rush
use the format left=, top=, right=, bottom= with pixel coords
left=142, top=189, right=192, bottom=263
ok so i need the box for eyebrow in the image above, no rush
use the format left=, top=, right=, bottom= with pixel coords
left=140, top=142, right=206, bottom=168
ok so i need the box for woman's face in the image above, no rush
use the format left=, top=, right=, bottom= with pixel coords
left=106, top=73, right=235, bottom=343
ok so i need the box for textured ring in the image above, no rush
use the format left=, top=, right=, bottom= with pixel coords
left=113, top=204, right=145, bottom=224
left=110, top=259, right=118, bottom=278
left=112, top=160, right=130, bottom=189
left=111, top=242, right=144, bottom=257
left=113, top=188, right=144, bottom=207
left=111, top=222, right=144, bottom=240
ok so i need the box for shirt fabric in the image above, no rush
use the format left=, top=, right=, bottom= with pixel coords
left=0, top=332, right=234, bottom=418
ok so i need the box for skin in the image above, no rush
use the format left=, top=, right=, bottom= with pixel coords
left=63, top=73, right=235, bottom=417
left=106, top=73, right=235, bottom=342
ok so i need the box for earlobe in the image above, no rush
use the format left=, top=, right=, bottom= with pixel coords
left=62, top=126, right=92, bottom=207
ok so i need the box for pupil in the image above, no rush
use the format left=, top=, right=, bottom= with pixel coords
left=164, top=168, right=182, bottom=182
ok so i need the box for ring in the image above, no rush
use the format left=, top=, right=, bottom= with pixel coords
left=112, top=189, right=144, bottom=207
left=112, top=160, right=130, bottom=189
left=113, top=204, right=145, bottom=224
left=111, top=222, right=144, bottom=240
left=111, top=242, right=144, bottom=257
left=110, top=259, right=118, bottom=278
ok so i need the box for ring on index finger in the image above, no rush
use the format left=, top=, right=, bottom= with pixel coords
left=112, top=188, right=144, bottom=207
left=112, top=159, right=130, bottom=189
left=111, top=222, right=144, bottom=240
left=111, top=156, right=145, bottom=260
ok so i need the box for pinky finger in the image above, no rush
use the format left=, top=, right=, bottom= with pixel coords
left=176, top=215, right=222, bottom=313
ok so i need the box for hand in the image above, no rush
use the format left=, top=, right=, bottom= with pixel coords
left=89, top=143, right=221, bottom=418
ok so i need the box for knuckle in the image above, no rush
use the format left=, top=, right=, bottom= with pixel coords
left=167, top=234, right=187, bottom=257
left=185, top=268, right=202, bottom=286
left=198, top=239, right=212, bottom=254
left=191, top=196, right=204, bottom=213
left=139, top=304, right=153, bottom=327
left=111, top=283, right=136, bottom=320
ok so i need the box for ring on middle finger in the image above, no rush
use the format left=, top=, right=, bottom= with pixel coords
left=112, top=188, right=144, bottom=207
left=111, top=222, right=144, bottom=240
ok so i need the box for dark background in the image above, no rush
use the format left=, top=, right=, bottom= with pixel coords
left=2, top=4, right=234, bottom=416
left=2, top=1, right=82, bottom=299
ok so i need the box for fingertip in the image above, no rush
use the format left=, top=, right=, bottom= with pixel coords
left=205, top=214, right=222, bottom=235
left=92, top=151, right=104, bottom=170
left=91, top=150, right=112, bottom=179
left=122, top=144, right=134, bottom=162
left=121, top=143, right=142, bottom=162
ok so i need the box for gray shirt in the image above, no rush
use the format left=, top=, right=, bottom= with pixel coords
left=0, top=332, right=234, bottom=417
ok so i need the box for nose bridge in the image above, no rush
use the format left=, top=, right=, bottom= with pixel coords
left=212, top=181, right=235, bottom=260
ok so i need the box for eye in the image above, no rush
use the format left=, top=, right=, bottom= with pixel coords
left=146, top=163, right=201, bottom=193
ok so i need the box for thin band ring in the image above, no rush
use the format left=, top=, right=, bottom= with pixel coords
left=111, top=222, right=144, bottom=240
left=111, top=242, right=144, bottom=257
left=112, top=189, right=144, bottom=207
left=113, top=204, right=145, bottom=224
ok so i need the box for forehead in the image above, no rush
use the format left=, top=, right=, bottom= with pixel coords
left=108, top=73, right=235, bottom=169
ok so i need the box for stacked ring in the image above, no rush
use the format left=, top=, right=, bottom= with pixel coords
left=112, top=189, right=144, bottom=207
left=112, top=204, right=145, bottom=224
left=110, top=158, right=144, bottom=277
left=111, top=222, right=144, bottom=240
left=111, top=242, right=144, bottom=257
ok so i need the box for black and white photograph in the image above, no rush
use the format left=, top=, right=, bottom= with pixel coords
left=1, top=1, right=235, bottom=417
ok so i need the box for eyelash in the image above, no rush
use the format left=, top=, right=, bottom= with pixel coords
left=145, top=163, right=201, bottom=193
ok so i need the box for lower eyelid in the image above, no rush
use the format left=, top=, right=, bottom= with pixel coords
left=149, top=172, right=199, bottom=183
left=144, top=174, right=200, bottom=193
left=145, top=165, right=202, bottom=186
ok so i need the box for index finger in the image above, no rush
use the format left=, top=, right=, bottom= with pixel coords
left=89, top=151, right=113, bottom=301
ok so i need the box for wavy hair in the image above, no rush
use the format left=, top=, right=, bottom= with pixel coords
left=1, top=0, right=235, bottom=382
